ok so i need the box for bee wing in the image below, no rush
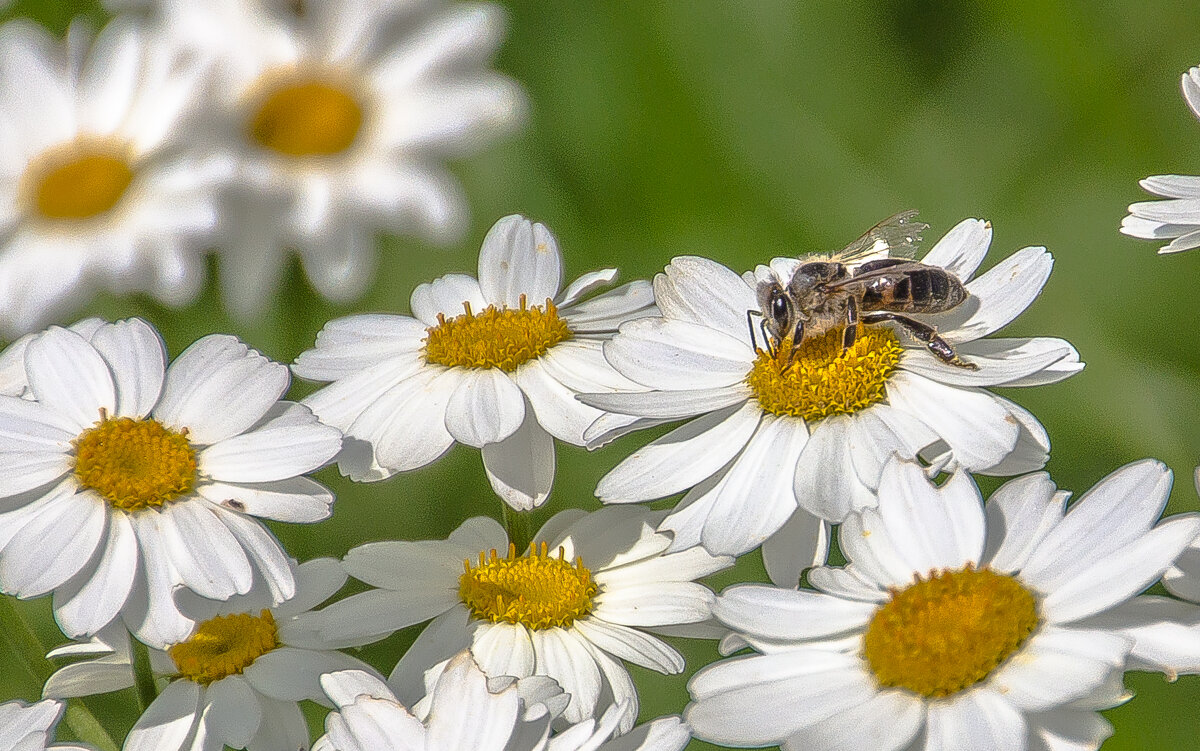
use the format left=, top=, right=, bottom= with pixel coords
left=830, top=210, right=928, bottom=264
left=823, top=261, right=926, bottom=290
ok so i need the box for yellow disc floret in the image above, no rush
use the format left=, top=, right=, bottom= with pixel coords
left=459, top=542, right=598, bottom=629
left=249, top=78, right=363, bottom=157
left=424, top=295, right=573, bottom=371
left=25, top=140, right=134, bottom=220
left=746, top=326, right=903, bottom=421
left=73, top=414, right=198, bottom=512
left=863, top=566, right=1040, bottom=698
left=169, top=610, right=280, bottom=685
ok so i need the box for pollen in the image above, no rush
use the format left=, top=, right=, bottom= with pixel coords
left=862, top=567, right=1040, bottom=698
left=459, top=541, right=598, bottom=630
left=73, top=415, right=198, bottom=512
left=168, top=610, right=280, bottom=685
left=25, top=140, right=134, bottom=220
left=248, top=78, right=363, bottom=157
left=424, top=296, right=573, bottom=371
left=746, top=326, right=904, bottom=421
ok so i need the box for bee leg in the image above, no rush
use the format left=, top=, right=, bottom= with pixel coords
left=842, top=297, right=858, bottom=352
left=746, top=309, right=759, bottom=351
left=861, top=312, right=979, bottom=370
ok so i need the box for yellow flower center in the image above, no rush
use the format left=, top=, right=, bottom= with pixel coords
left=459, top=542, right=598, bottom=629
left=862, top=567, right=1040, bottom=698
left=248, top=77, right=363, bottom=157
left=746, top=326, right=903, bottom=420
left=424, top=296, right=573, bottom=372
left=73, top=414, right=198, bottom=512
left=169, top=610, right=280, bottom=685
left=24, top=140, right=135, bottom=220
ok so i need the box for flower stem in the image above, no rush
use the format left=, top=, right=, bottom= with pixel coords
left=500, top=504, right=533, bottom=552
left=130, top=636, right=158, bottom=712
left=0, top=596, right=118, bottom=751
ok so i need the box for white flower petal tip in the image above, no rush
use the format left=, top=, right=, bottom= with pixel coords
left=0, top=318, right=335, bottom=648
left=296, top=215, right=653, bottom=494
left=320, top=507, right=726, bottom=732
left=687, top=457, right=1192, bottom=749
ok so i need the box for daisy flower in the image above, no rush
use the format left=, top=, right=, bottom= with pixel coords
left=294, top=214, right=655, bottom=510
left=583, top=218, right=1082, bottom=576
left=306, top=506, right=730, bottom=732
left=315, top=652, right=691, bottom=751
left=44, top=558, right=375, bottom=751
left=147, top=0, right=525, bottom=315
left=0, top=17, right=223, bottom=336
left=685, top=458, right=1200, bottom=751
left=1121, top=66, right=1200, bottom=253
left=0, top=318, right=342, bottom=648
left=0, top=699, right=95, bottom=751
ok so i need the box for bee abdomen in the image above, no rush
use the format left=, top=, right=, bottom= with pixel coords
left=902, top=268, right=967, bottom=312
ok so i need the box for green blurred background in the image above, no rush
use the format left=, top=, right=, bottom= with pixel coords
left=3, top=0, right=1200, bottom=748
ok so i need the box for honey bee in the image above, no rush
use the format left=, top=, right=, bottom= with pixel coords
left=752, top=210, right=978, bottom=369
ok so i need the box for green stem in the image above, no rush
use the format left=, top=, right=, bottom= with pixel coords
left=500, top=505, right=533, bottom=553
left=129, top=636, right=158, bottom=712
left=0, top=597, right=119, bottom=751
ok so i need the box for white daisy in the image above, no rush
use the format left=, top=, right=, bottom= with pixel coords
left=0, top=17, right=223, bottom=336
left=582, top=218, right=1082, bottom=578
left=44, top=558, right=377, bottom=751
left=0, top=699, right=95, bottom=751
left=150, top=0, right=525, bottom=315
left=306, top=506, right=730, bottom=733
left=0, top=317, right=342, bottom=648
left=294, top=214, right=655, bottom=510
left=314, top=652, right=691, bottom=751
left=1121, top=66, right=1200, bottom=253
left=685, top=457, right=1200, bottom=751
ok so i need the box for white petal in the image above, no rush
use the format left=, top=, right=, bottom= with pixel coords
left=477, top=215, right=562, bottom=308
left=481, top=409, right=555, bottom=511
left=654, top=256, right=758, bottom=342
left=557, top=268, right=619, bottom=308
left=246, top=647, right=369, bottom=704
left=580, top=385, right=751, bottom=420
left=572, top=618, right=684, bottom=673
left=444, top=368, right=526, bottom=447
left=472, top=621, right=537, bottom=680
left=292, top=315, right=427, bottom=381
left=205, top=676, right=262, bottom=749
left=531, top=628, right=602, bottom=724
left=123, top=680, right=200, bottom=751
left=924, top=690, right=1025, bottom=751
left=410, top=273, right=486, bottom=327
left=425, top=650, right=522, bottom=751
left=387, top=607, right=476, bottom=707
left=90, top=318, right=166, bottom=419
left=602, top=318, right=753, bottom=390
left=595, top=401, right=761, bottom=503
left=344, top=367, right=458, bottom=477
left=25, top=327, right=115, bottom=429
left=0, top=488, right=104, bottom=597
left=989, top=627, right=1128, bottom=711
left=900, top=338, right=1078, bottom=388
left=787, top=690, right=924, bottom=751
left=1083, top=596, right=1200, bottom=676
left=155, top=335, right=288, bottom=445
left=560, top=279, right=656, bottom=333
left=53, top=510, right=137, bottom=636
left=920, top=218, right=992, bottom=281
left=714, top=584, right=875, bottom=640
left=877, top=462, right=986, bottom=573
left=159, top=501, right=252, bottom=600
left=195, top=477, right=333, bottom=524
left=1140, top=174, right=1200, bottom=199
left=885, top=371, right=1018, bottom=470
left=982, top=473, right=1065, bottom=574
left=793, top=416, right=859, bottom=522
left=198, top=402, right=341, bottom=482
left=211, top=507, right=295, bottom=605
left=943, top=247, right=1053, bottom=344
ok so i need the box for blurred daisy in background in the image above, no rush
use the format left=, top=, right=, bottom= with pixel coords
left=0, top=17, right=223, bottom=336
left=315, top=651, right=691, bottom=751
left=45, top=558, right=376, bottom=751
left=0, top=318, right=341, bottom=647
left=295, top=215, right=654, bottom=510
left=686, top=458, right=1199, bottom=751
left=133, top=0, right=526, bottom=315
left=1121, top=66, right=1200, bottom=253
left=305, top=506, right=729, bottom=733
left=583, top=218, right=1081, bottom=584
left=0, top=699, right=96, bottom=751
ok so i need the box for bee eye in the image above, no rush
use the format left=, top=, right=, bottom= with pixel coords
left=770, top=293, right=789, bottom=322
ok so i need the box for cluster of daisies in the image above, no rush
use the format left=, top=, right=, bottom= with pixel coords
left=2, top=2, right=1200, bottom=751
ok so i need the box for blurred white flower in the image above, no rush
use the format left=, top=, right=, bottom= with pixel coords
left=1122, top=66, right=1200, bottom=253
left=0, top=318, right=341, bottom=648
left=0, top=699, right=95, bottom=751
left=294, top=214, right=654, bottom=510
left=0, top=18, right=223, bottom=336
left=314, top=652, right=691, bottom=751
left=686, top=458, right=1199, bottom=751
left=305, top=506, right=729, bottom=734
left=583, top=219, right=1081, bottom=580
left=45, top=558, right=376, bottom=751
left=135, top=0, right=526, bottom=315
